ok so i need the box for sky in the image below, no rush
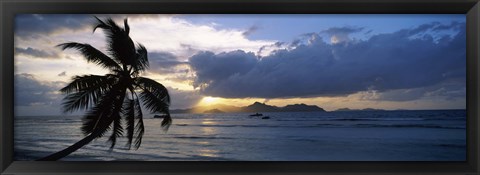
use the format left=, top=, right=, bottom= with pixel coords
left=14, top=14, right=466, bottom=116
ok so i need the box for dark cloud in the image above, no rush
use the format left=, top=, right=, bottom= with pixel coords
left=15, top=14, right=164, bottom=39
left=15, top=47, right=59, bottom=59
left=322, top=26, right=364, bottom=35
left=189, top=22, right=466, bottom=101
left=58, top=71, right=67, bottom=76
left=432, top=21, right=463, bottom=32
left=423, top=79, right=466, bottom=100
left=148, top=52, right=188, bottom=74
left=322, top=26, right=364, bottom=43
left=242, top=25, right=260, bottom=36
left=257, top=42, right=285, bottom=56
left=14, top=73, right=62, bottom=106
left=15, top=14, right=92, bottom=39
left=370, top=78, right=465, bottom=102
left=402, top=22, right=464, bottom=40
left=189, top=50, right=258, bottom=89
left=364, top=29, right=373, bottom=35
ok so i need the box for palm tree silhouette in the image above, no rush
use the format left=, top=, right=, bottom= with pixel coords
left=38, top=17, right=172, bottom=161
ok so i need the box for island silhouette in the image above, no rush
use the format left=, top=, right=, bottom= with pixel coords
left=171, top=102, right=326, bottom=114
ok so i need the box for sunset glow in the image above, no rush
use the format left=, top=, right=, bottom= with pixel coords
left=199, top=96, right=220, bottom=106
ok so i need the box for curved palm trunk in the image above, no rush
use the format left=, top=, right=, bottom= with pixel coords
left=37, top=131, right=102, bottom=161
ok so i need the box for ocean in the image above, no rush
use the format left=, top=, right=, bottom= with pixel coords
left=14, top=110, right=466, bottom=161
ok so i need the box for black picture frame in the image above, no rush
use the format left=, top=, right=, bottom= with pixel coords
left=1, top=0, right=479, bottom=174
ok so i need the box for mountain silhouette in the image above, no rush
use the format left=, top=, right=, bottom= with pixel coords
left=203, top=109, right=225, bottom=113
left=244, top=102, right=279, bottom=112
left=171, top=101, right=325, bottom=114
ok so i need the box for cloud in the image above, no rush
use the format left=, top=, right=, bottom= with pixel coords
left=15, top=14, right=275, bottom=55
left=356, top=78, right=465, bottom=102
left=127, top=16, right=275, bottom=56
left=15, top=14, right=92, bottom=39
left=167, top=87, right=203, bottom=109
left=15, top=47, right=60, bottom=59
left=431, top=21, right=463, bottom=32
left=189, top=50, right=258, bottom=89
left=189, top=22, right=466, bottom=101
left=242, top=25, right=260, bottom=36
left=58, top=71, right=67, bottom=76
left=257, top=42, right=286, bottom=57
left=321, top=26, right=364, bottom=44
left=15, top=14, right=166, bottom=39
left=323, top=26, right=364, bottom=34
left=148, top=52, right=188, bottom=74
left=14, top=73, right=64, bottom=106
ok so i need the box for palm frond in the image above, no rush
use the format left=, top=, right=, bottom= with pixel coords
left=81, top=99, right=115, bottom=137
left=135, top=77, right=170, bottom=113
left=81, top=83, right=126, bottom=138
left=160, top=112, right=172, bottom=132
left=108, top=112, right=123, bottom=149
left=63, top=91, right=98, bottom=113
left=93, top=16, right=122, bottom=34
left=124, top=18, right=130, bottom=35
left=93, top=16, right=109, bottom=33
left=57, top=42, right=121, bottom=71
left=122, top=98, right=135, bottom=150
left=60, top=74, right=115, bottom=94
left=131, top=44, right=150, bottom=76
left=61, top=75, right=117, bottom=113
left=133, top=97, right=145, bottom=149
left=93, top=16, right=136, bottom=67
left=106, top=87, right=127, bottom=149
left=135, top=77, right=171, bottom=131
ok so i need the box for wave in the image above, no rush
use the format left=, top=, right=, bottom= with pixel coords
left=174, top=123, right=464, bottom=129
left=175, top=123, right=315, bottom=128
left=175, top=124, right=238, bottom=127
left=173, top=136, right=233, bottom=140
left=353, top=124, right=465, bottom=129
left=435, top=144, right=466, bottom=148
left=274, top=118, right=421, bottom=122
left=276, top=116, right=467, bottom=122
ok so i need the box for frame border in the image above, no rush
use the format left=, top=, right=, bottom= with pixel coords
left=1, top=0, right=479, bottom=174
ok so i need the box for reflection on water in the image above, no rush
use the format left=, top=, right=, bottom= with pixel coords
left=196, top=141, right=210, bottom=145
left=196, top=119, right=221, bottom=157
left=201, top=121, right=217, bottom=125
left=201, top=127, right=217, bottom=135
left=200, top=119, right=219, bottom=134
left=198, top=149, right=219, bottom=157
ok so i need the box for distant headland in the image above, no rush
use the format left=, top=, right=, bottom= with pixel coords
left=171, top=102, right=326, bottom=114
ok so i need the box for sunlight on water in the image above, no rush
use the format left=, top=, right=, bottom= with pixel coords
left=196, top=141, right=210, bottom=145
left=198, top=149, right=220, bottom=157
left=201, top=121, right=217, bottom=125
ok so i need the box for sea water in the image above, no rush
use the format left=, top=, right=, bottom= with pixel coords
left=14, top=110, right=466, bottom=161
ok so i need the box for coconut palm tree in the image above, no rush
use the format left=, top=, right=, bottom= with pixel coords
left=38, top=17, right=172, bottom=161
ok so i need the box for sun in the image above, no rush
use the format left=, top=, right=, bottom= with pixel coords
left=200, top=96, right=220, bottom=106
